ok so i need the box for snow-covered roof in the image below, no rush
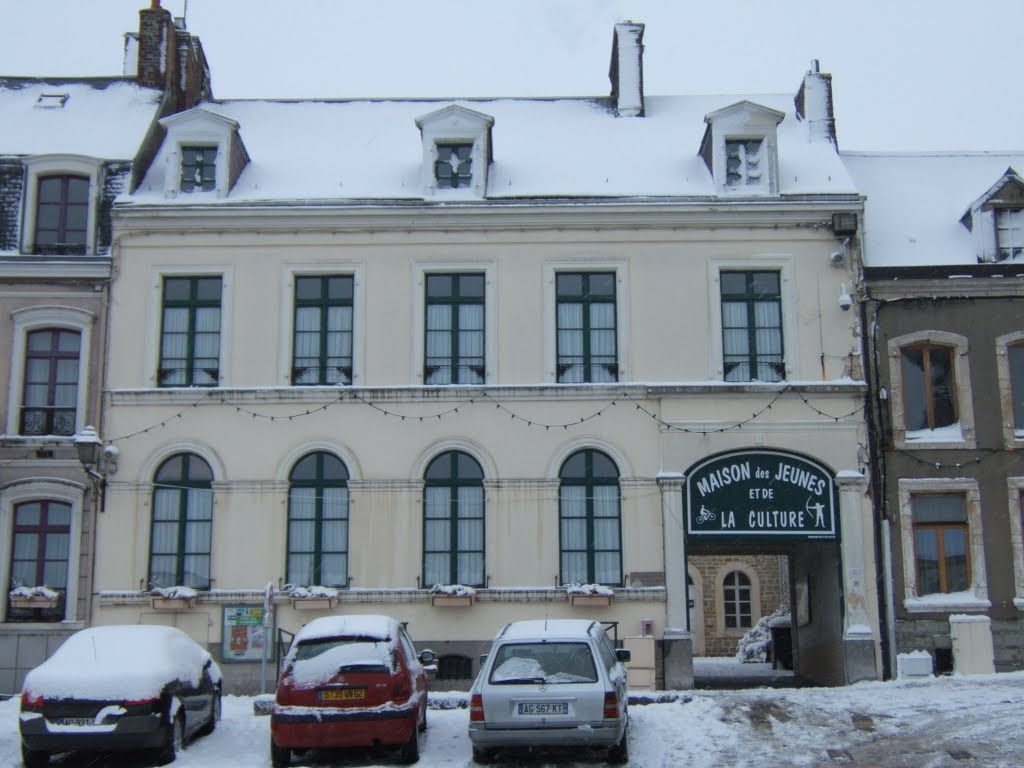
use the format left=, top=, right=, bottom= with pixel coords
left=842, top=151, right=1024, bottom=266
left=0, top=78, right=163, bottom=159
left=22, top=625, right=219, bottom=701
left=127, top=92, right=855, bottom=203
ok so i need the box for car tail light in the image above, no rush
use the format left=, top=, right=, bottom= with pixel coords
left=124, top=696, right=160, bottom=714
left=20, top=691, right=44, bottom=710
left=393, top=676, right=412, bottom=703
left=603, top=691, right=619, bottom=719
left=470, top=693, right=485, bottom=722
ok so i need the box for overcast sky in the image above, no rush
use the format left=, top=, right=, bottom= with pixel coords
left=2, top=0, right=1021, bottom=152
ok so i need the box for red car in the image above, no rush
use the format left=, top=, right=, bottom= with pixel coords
left=270, top=614, right=433, bottom=766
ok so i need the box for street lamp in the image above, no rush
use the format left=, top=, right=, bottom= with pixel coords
left=74, top=426, right=118, bottom=512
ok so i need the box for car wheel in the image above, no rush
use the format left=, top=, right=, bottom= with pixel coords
left=199, top=689, right=222, bottom=736
left=608, top=729, right=629, bottom=764
left=270, top=736, right=291, bottom=768
left=399, top=719, right=421, bottom=764
left=472, top=746, right=494, bottom=764
left=21, top=744, right=49, bottom=768
left=157, top=711, right=185, bottom=766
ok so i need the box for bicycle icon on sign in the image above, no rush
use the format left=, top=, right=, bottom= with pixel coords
left=695, top=506, right=716, bottom=524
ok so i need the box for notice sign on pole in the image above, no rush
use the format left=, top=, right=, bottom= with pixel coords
left=222, top=605, right=274, bottom=663
left=686, top=449, right=837, bottom=539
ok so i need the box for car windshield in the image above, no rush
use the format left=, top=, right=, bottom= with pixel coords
left=489, top=642, right=597, bottom=684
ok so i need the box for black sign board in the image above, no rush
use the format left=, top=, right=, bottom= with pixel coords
left=686, top=449, right=837, bottom=539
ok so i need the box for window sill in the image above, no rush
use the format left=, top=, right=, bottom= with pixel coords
left=904, top=595, right=991, bottom=614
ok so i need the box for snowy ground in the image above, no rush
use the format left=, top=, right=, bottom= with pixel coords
left=2, top=669, right=1023, bottom=768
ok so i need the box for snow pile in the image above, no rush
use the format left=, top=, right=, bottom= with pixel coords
left=564, top=582, right=615, bottom=596
left=285, top=585, right=338, bottom=600
left=735, top=606, right=790, bottom=663
left=8, top=585, right=57, bottom=600
left=150, top=585, right=199, bottom=600
left=429, top=583, right=477, bottom=597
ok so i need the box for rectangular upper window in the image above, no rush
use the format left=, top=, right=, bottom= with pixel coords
left=556, top=272, right=618, bottom=384
left=292, top=276, right=354, bottom=386
left=911, top=494, right=969, bottom=596
left=720, top=270, right=784, bottom=382
left=180, top=146, right=217, bottom=193
left=8, top=500, right=70, bottom=623
left=158, top=276, right=222, bottom=387
left=725, top=139, right=764, bottom=188
left=434, top=143, right=473, bottom=189
left=424, top=273, right=485, bottom=385
left=34, top=175, right=88, bottom=255
left=1010, top=344, right=1024, bottom=434
left=901, top=344, right=956, bottom=431
left=20, top=329, right=80, bottom=436
left=996, top=208, right=1024, bottom=261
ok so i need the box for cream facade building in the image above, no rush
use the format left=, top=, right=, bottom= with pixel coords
left=94, top=26, right=879, bottom=691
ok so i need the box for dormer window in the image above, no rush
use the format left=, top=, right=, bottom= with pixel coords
left=725, top=139, right=764, bottom=188
left=158, top=108, right=249, bottom=199
left=415, top=105, right=494, bottom=199
left=435, top=143, right=473, bottom=189
left=701, top=101, right=783, bottom=196
left=996, top=208, right=1024, bottom=261
left=180, top=146, right=217, bottom=193
left=34, top=175, right=89, bottom=255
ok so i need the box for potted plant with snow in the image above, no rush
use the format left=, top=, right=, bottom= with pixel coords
left=287, top=585, right=338, bottom=610
left=149, top=585, right=198, bottom=610
left=9, top=585, right=59, bottom=610
left=430, top=584, right=476, bottom=607
left=565, top=582, right=614, bottom=607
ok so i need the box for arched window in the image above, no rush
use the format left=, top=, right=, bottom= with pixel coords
left=7, top=500, right=70, bottom=622
left=559, top=449, right=622, bottom=586
left=423, top=451, right=484, bottom=587
left=723, top=570, right=753, bottom=629
left=287, top=452, right=350, bottom=587
left=149, top=453, right=213, bottom=589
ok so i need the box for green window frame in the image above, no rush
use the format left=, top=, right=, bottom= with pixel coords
left=556, top=272, right=618, bottom=383
left=424, top=273, right=485, bottom=385
left=912, top=494, right=969, bottom=596
left=158, top=276, right=222, bottom=387
left=149, top=453, right=213, bottom=590
left=8, top=500, right=70, bottom=623
left=180, top=146, right=217, bottom=192
left=20, top=328, right=80, bottom=436
left=435, top=143, right=473, bottom=189
left=287, top=452, right=350, bottom=588
left=559, top=449, right=622, bottom=586
left=901, top=343, right=957, bottom=431
left=723, top=570, right=753, bottom=629
left=720, top=270, right=784, bottom=382
left=292, top=275, right=354, bottom=385
left=34, top=174, right=89, bottom=255
left=423, top=451, right=484, bottom=587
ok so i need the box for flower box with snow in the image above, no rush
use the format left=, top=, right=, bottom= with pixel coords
left=569, top=593, right=613, bottom=607
left=149, top=586, right=198, bottom=610
left=288, top=586, right=338, bottom=610
left=429, top=585, right=476, bottom=607
left=565, top=583, right=614, bottom=607
left=9, top=586, right=59, bottom=610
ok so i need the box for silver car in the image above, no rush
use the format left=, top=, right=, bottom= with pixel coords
left=468, top=619, right=630, bottom=764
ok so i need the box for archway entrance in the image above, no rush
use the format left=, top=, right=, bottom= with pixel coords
left=684, top=448, right=845, bottom=688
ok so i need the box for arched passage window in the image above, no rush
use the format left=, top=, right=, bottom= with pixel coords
left=149, top=453, right=213, bottom=589
left=287, top=451, right=350, bottom=587
left=423, top=451, right=484, bottom=587
left=559, top=449, right=622, bottom=586
left=723, top=570, right=753, bottom=629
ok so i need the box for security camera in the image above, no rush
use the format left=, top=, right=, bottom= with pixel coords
left=830, top=250, right=846, bottom=267
left=102, top=444, right=120, bottom=460
left=838, top=284, right=852, bottom=311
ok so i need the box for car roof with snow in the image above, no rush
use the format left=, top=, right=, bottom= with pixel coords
left=22, top=624, right=218, bottom=701
left=293, top=614, right=399, bottom=644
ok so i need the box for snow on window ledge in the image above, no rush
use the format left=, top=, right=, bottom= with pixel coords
left=1014, top=597, right=1024, bottom=611
left=904, top=591, right=991, bottom=614
left=904, top=423, right=964, bottom=445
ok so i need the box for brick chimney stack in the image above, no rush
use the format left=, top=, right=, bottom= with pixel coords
left=795, top=60, right=837, bottom=146
left=609, top=22, right=645, bottom=117
left=136, top=0, right=176, bottom=89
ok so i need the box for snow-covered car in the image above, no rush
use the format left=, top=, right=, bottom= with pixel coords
left=270, top=614, right=434, bottom=766
left=468, top=619, right=630, bottom=764
left=19, top=624, right=222, bottom=767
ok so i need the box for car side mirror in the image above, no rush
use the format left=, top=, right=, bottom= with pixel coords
left=615, top=649, right=631, bottom=663
left=479, top=654, right=488, bottom=667
left=418, top=649, right=436, bottom=665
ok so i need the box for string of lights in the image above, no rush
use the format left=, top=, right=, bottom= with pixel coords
left=893, top=447, right=1013, bottom=471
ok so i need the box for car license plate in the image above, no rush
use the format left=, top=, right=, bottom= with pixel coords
left=517, top=702, right=568, bottom=716
left=319, top=688, right=366, bottom=702
left=55, top=717, right=95, bottom=726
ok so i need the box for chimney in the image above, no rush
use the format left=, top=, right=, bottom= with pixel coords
left=136, top=0, right=175, bottom=89
left=794, top=60, right=837, bottom=146
left=609, top=22, right=645, bottom=117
